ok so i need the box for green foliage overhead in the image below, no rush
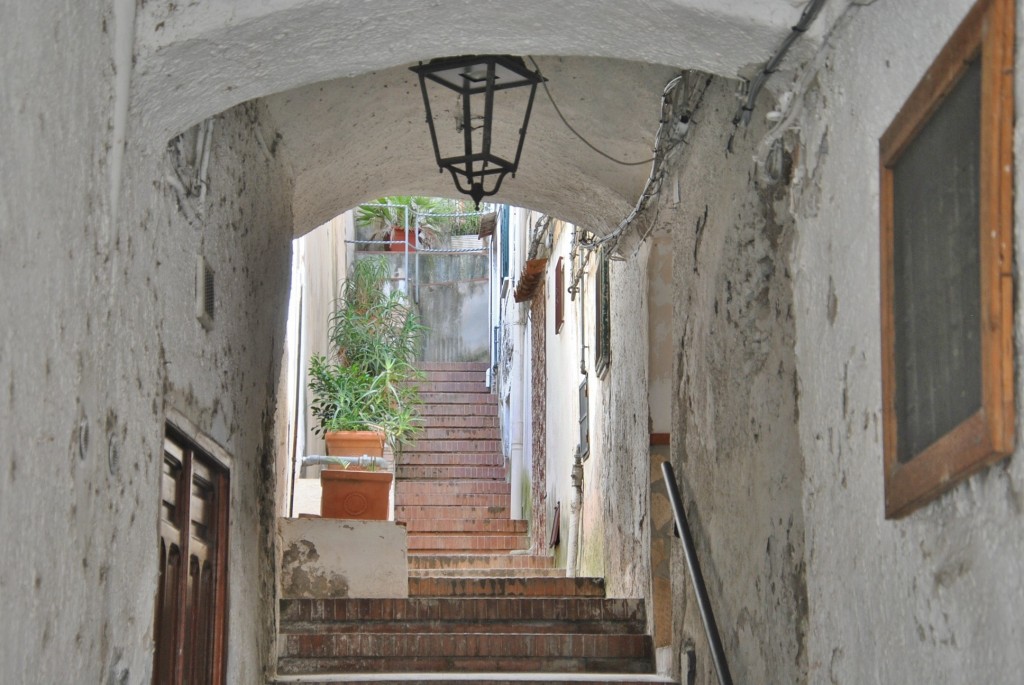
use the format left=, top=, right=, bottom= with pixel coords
left=355, top=196, right=486, bottom=240
left=355, top=196, right=447, bottom=230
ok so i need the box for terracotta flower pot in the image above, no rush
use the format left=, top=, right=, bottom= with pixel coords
left=389, top=226, right=417, bottom=252
left=320, top=469, right=393, bottom=520
left=324, top=430, right=385, bottom=459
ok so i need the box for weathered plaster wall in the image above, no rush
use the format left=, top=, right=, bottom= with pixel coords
left=278, top=519, right=408, bottom=599
left=0, top=5, right=293, bottom=677
left=533, top=216, right=653, bottom=601
left=529, top=280, right=549, bottom=551
left=542, top=222, right=587, bottom=570
left=0, top=4, right=129, bottom=681
left=596, top=243, right=655, bottom=607
left=791, top=1, right=1024, bottom=681
left=154, top=103, right=294, bottom=685
left=417, top=279, right=491, bottom=362
left=647, top=235, right=676, bottom=656
left=293, top=214, right=351, bottom=459
left=668, top=79, right=807, bottom=684
left=649, top=236, right=675, bottom=435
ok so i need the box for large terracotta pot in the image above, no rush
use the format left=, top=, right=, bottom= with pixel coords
left=389, top=226, right=417, bottom=252
left=324, top=430, right=385, bottom=459
left=320, top=470, right=393, bottom=520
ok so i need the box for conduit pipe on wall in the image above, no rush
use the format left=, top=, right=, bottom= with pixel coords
left=566, top=450, right=585, bottom=577
left=573, top=229, right=589, bottom=378
left=109, top=0, right=136, bottom=232
left=196, top=118, right=214, bottom=209
left=164, top=171, right=197, bottom=224
left=509, top=309, right=526, bottom=519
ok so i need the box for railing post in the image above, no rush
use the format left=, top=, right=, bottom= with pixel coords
left=661, top=460, right=733, bottom=685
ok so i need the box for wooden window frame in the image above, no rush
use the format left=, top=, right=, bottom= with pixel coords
left=555, top=257, right=565, bottom=334
left=154, top=425, right=230, bottom=684
left=880, top=0, right=1015, bottom=518
left=578, top=376, right=590, bottom=460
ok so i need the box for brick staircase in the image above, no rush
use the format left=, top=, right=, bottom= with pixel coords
left=398, top=362, right=549, bottom=572
left=272, top=362, right=673, bottom=684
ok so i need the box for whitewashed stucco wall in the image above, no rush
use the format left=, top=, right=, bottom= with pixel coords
left=154, top=107, right=294, bottom=683
left=541, top=221, right=584, bottom=568
left=0, top=5, right=294, bottom=678
left=596, top=243, right=654, bottom=605
left=667, top=76, right=807, bottom=685
left=791, top=0, right=1024, bottom=682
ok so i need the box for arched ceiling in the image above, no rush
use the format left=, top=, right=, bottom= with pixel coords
left=131, top=0, right=846, bottom=237
left=262, top=57, right=678, bottom=235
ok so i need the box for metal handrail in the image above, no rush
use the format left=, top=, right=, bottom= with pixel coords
left=661, top=461, right=733, bottom=685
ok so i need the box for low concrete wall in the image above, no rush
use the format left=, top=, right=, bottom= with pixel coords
left=418, top=278, right=491, bottom=362
left=278, top=518, right=408, bottom=599
left=354, top=251, right=492, bottom=362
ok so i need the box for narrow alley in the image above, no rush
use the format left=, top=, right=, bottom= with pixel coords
left=3, top=0, right=1024, bottom=683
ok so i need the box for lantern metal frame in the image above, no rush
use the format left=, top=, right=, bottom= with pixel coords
left=410, top=55, right=544, bottom=207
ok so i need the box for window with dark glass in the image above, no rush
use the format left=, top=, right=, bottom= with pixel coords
left=879, top=0, right=1014, bottom=518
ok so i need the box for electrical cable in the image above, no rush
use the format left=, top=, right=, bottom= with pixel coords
left=733, top=0, right=829, bottom=126
left=570, top=71, right=709, bottom=264
left=528, top=56, right=656, bottom=167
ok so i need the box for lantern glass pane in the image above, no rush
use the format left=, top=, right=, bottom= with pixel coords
left=422, top=83, right=471, bottom=163
left=489, top=85, right=533, bottom=164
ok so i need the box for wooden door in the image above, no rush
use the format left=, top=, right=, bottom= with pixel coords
left=154, top=427, right=229, bottom=685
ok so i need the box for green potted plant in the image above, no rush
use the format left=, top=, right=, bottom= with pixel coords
left=307, top=255, right=425, bottom=519
left=356, top=196, right=447, bottom=251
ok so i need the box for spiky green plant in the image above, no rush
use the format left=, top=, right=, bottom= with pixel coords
left=308, top=256, right=426, bottom=450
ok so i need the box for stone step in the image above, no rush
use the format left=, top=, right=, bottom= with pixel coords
left=403, top=439, right=501, bottom=454
left=418, top=403, right=498, bottom=417
left=396, top=465, right=506, bottom=481
left=413, top=426, right=500, bottom=440
left=407, top=554, right=554, bottom=571
left=415, top=414, right=498, bottom=429
left=416, top=381, right=492, bottom=394
left=395, top=502, right=510, bottom=518
left=396, top=480, right=510, bottom=495
left=408, top=577, right=606, bottom=598
left=277, top=633, right=654, bottom=674
left=416, top=369, right=488, bottom=383
left=401, top=519, right=528, bottom=534
left=417, top=362, right=489, bottom=372
left=279, top=598, right=646, bottom=634
left=271, top=675, right=677, bottom=684
left=397, top=452, right=504, bottom=467
left=407, top=534, right=530, bottom=552
left=395, top=492, right=510, bottom=508
left=407, top=568, right=569, bottom=578
left=419, top=392, right=499, bottom=406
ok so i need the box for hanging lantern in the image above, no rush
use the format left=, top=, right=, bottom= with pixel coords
left=411, top=55, right=544, bottom=208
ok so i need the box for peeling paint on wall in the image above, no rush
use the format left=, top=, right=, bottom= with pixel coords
left=281, top=540, right=350, bottom=598
left=668, top=78, right=807, bottom=685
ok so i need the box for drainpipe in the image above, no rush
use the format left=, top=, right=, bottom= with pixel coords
left=509, top=300, right=527, bottom=519
left=566, top=449, right=584, bottom=577
left=487, top=229, right=495, bottom=388
left=197, top=118, right=214, bottom=209
left=403, top=204, right=410, bottom=297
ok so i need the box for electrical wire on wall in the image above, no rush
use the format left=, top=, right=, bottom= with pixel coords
left=582, top=71, right=711, bottom=266
left=729, top=0, right=828, bottom=144
left=530, top=56, right=717, bottom=262
left=554, top=70, right=712, bottom=295
left=528, top=57, right=655, bottom=168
